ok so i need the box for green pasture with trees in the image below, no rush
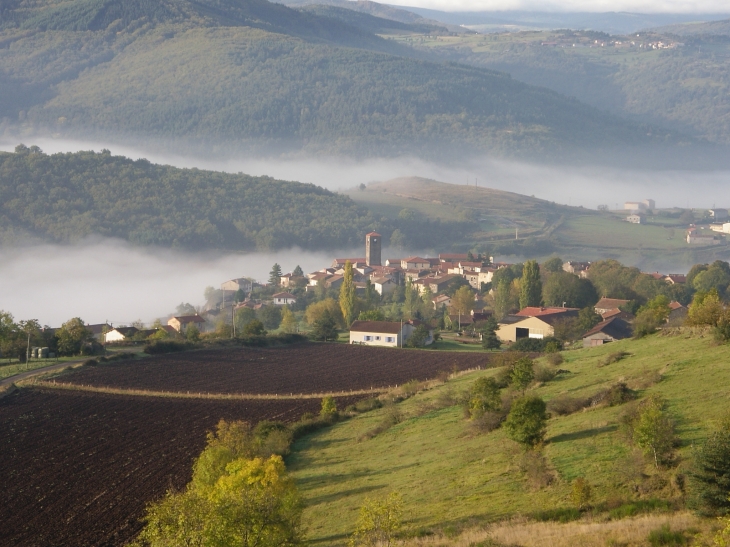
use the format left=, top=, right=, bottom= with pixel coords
left=286, top=329, right=730, bottom=545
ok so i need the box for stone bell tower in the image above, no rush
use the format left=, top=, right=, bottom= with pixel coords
left=365, top=232, right=381, bottom=267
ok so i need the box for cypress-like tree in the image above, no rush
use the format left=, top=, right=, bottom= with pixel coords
left=339, top=261, right=356, bottom=328
left=520, top=260, right=542, bottom=309
left=269, top=263, right=282, bottom=286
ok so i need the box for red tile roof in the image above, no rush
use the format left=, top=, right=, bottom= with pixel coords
left=594, top=297, right=630, bottom=310
left=349, top=321, right=403, bottom=334
left=515, top=307, right=579, bottom=317
left=272, top=292, right=296, bottom=299
left=172, top=315, right=205, bottom=324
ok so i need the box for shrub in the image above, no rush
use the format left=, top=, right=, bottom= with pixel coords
left=346, top=398, right=383, bottom=413
left=510, top=357, right=535, bottom=394
left=533, top=364, right=557, bottom=383
left=504, top=396, right=548, bottom=447
left=509, top=337, right=563, bottom=353
left=349, top=492, right=402, bottom=547
left=243, top=320, right=266, bottom=336
left=603, top=382, right=636, bottom=406
left=518, top=449, right=555, bottom=489
left=470, top=410, right=507, bottom=434
left=571, top=477, right=592, bottom=510
left=531, top=507, right=581, bottom=523
left=546, top=352, right=564, bottom=366
left=608, top=499, right=672, bottom=520
left=143, top=340, right=196, bottom=354
left=600, top=351, right=630, bottom=367
left=547, top=394, right=591, bottom=416
left=467, top=377, right=502, bottom=419
left=647, top=524, right=686, bottom=546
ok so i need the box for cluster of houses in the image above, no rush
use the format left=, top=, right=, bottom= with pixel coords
left=91, top=232, right=691, bottom=349
left=622, top=199, right=729, bottom=245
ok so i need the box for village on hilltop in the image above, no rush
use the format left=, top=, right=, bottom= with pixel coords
left=73, top=230, right=691, bottom=353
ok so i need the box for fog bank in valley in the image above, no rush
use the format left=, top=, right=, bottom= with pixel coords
left=2, top=138, right=728, bottom=210
left=0, top=240, right=355, bottom=327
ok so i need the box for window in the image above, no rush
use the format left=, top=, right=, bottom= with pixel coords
left=386, top=337, right=394, bottom=343
left=375, top=336, right=381, bottom=341
left=364, top=336, right=372, bottom=341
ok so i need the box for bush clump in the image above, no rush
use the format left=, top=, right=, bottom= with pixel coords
left=547, top=394, right=591, bottom=416
left=509, top=336, right=563, bottom=353
left=600, top=351, right=630, bottom=367
left=647, top=524, right=686, bottom=546
left=143, top=340, right=197, bottom=354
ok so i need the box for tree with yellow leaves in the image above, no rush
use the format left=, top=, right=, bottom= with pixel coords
left=349, top=492, right=403, bottom=547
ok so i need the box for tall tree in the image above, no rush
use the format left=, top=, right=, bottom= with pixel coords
left=339, top=261, right=356, bottom=328
left=403, top=279, right=420, bottom=320
left=451, top=285, right=475, bottom=317
left=56, top=318, right=93, bottom=356
left=520, top=260, right=542, bottom=309
left=280, top=308, right=297, bottom=333
left=292, top=265, right=304, bottom=277
left=269, top=263, right=283, bottom=286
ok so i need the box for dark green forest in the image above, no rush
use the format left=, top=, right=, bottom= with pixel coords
left=0, top=147, right=478, bottom=250
left=0, top=0, right=677, bottom=159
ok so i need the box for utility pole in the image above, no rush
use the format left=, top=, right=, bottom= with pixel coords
left=26, top=330, right=30, bottom=370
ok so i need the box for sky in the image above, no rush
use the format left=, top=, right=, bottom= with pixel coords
left=391, top=0, right=730, bottom=13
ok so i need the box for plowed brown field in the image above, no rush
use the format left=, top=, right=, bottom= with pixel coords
left=0, top=388, right=360, bottom=547
left=61, top=342, right=491, bottom=394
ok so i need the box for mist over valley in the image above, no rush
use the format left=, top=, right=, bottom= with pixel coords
left=5, top=2, right=730, bottom=547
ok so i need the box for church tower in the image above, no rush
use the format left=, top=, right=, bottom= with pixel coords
left=365, top=232, right=381, bottom=267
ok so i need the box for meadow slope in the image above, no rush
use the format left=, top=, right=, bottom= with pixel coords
left=288, top=330, right=730, bottom=545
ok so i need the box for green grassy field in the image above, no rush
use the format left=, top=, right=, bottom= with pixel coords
left=349, top=177, right=730, bottom=268
left=554, top=215, right=689, bottom=250
left=288, top=331, right=730, bottom=545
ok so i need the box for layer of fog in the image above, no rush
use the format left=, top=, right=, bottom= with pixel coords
left=0, top=240, right=362, bottom=327
left=2, top=137, right=728, bottom=210
left=391, top=0, right=730, bottom=15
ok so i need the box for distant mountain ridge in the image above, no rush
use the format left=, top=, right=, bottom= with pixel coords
left=648, top=18, right=730, bottom=36
left=0, top=0, right=689, bottom=159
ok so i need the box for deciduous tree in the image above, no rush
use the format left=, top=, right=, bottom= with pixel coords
left=349, top=492, right=403, bottom=547
left=520, top=260, right=542, bottom=309
left=504, top=396, right=548, bottom=448
left=339, top=261, right=356, bottom=328
left=510, top=357, right=535, bottom=394
left=280, top=308, right=297, bottom=333
left=468, top=377, right=502, bottom=418
left=56, top=317, right=93, bottom=356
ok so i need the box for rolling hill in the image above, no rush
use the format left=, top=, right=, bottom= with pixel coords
left=649, top=18, right=730, bottom=37
left=0, top=0, right=684, bottom=159
left=348, top=177, right=730, bottom=269
left=391, top=27, right=730, bottom=146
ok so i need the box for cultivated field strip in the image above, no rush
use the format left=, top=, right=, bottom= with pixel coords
left=0, top=388, right=363, bottom=547
left=29, top=379, right=386, bottom=399
left=59, top=343, right=492, bottom=395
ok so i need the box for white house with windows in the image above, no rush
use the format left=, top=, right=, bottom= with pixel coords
left=348, top=320, right=433, bottom=347
left=272, top=292, right=297, bottom=306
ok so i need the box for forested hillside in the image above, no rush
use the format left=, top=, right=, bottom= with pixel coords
left=0, top=0, right=680, bottom=159
left=399, top=28, right=730, bottom=145
left=0, top=147, right=484, bottom=250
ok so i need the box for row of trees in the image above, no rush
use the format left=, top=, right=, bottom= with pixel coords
left=0, top=312, right=97, bottom=360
